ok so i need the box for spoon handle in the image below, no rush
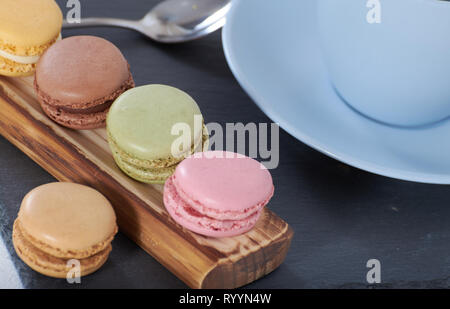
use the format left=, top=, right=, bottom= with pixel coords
left=63, top=18, right=141, bottom=32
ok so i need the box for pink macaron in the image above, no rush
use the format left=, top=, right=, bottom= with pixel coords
left=163, top=151, right=274, bottom=237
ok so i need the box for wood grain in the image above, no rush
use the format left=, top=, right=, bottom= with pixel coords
left=0, top=76, right=293, bottom=289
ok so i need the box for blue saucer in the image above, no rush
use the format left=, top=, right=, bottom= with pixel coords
left=223, top=0, right=450, bottom=184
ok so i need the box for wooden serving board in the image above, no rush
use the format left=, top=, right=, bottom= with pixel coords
left=0, top=76, right=293, bottom=289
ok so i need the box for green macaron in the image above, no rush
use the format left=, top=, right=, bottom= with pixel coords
left=106, top=84, right=208, bottom=184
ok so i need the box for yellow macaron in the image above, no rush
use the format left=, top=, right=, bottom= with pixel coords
left=12, top=182, right=118, bottom=278
left=0, top=0, right=62, bottom=77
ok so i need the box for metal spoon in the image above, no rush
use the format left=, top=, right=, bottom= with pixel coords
left=63, top=0, right=231, bottom=43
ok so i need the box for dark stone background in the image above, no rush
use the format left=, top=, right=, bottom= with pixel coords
left=0, top=0, right=449, bottom=288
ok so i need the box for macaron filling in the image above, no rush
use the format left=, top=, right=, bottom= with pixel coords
left=172, top=175, right=271, bottom=221
left=109, top=124, right=208, bottom=168
left=0, top=34, right=61, bottom=64
left=165, top=175, right=262, bottom=233
left=35, top=72, right=135, bottom=129
left=112, top=148, right=178, bottom=183
left=16, top=219, right=117, bottom=259
left=108, top=122, right=209, bottom=183
left=13, top=220, right=112, bottom=276
left=0, top=49, right=40, bottom=64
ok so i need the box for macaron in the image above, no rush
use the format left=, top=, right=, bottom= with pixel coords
left=107, top=84, right=209, bottom=184
left=163, top=151, right=274, bottom=237
left=12, top=182, right=118, bottom=278
left=34, top=36, right=135, bottom=130
left=0, top=0, right=62, bottom=76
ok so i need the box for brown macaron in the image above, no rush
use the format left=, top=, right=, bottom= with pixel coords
left=34, top=35, right=135, bottom=130
left=12, top=182, right=118, bottom=278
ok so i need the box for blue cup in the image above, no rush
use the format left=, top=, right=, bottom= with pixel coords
left=317, top=0, right=450, bottom=126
